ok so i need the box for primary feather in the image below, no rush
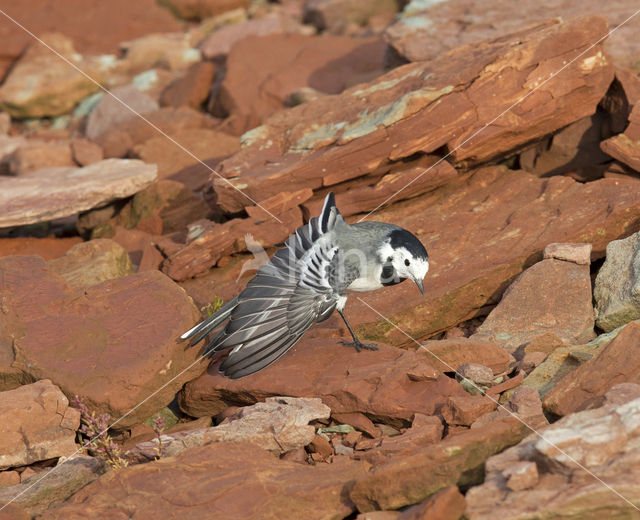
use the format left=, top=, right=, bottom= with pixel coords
left=182, top=193, right=347, bottom=378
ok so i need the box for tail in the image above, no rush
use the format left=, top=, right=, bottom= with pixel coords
left=180, top=297, right=238, bottom=348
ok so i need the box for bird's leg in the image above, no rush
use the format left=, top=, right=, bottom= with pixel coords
left=337, top=310, right=378, bottom=352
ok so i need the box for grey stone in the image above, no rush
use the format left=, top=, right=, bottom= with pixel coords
left=594, top=232, right=640, bottom=332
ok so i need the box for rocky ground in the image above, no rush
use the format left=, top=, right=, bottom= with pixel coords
left=0, top=0, right=640, bottom=518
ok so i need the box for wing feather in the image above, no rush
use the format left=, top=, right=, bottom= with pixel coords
left=202, top=192, right=347, bottom=377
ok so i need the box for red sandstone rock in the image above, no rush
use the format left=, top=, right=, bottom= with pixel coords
left=96, top=106, right=218, bottom=158
left=543, top=321, right=640, bottom=416
left=126, top=397, right=330, bottom=463
left=199, top=11, right=312, bottom=60
left=357, top=414, right=443, bottom=464
left=385, top=0, right=640, bottom=69
left=132, top=128, right=239, bottom=179
left=161, top=206, right=302, bottom=280
left=473, top=258, right=595, bottom=353
left=47, top=239, right=134, bottom=290
left=0, top=380, right=79, bottom=469
left=85, top=86, right=159, bottom=141
left=91, top=180, right=211, bottom=236
left=349, top=418, right=528, bottom=512
left=0, top=255, right=202, bottom=429
left=70, top=138, right=104, bottom=166
left=441, top=395, right=497, bottom=427
left=218, top=33, right=389, bottom=134
left=245, top=189, right=314, bottom=220
left=0, top=237, right=82, bottom=261
left=160, top=61, right=216, bottom=110
left=180, top=339, right=465, bottom=426
left=107, top=227, right=165, bottom=272
left=543, top=242, right=592, bottom=265
left=466, top=396, right=640, bottom=519
left=214, top=17, right=613, bottom=213
left=0, top=0, right=180, bottom=80
left=0, top=159, right=157, bottom=228
left=303, top=0, right=400, bottom=34
left=0, top=34, right=101, bottom=118
left=40, top=442, right=367, bottom=519
left=471, top=386, right=549, bottom=431
left=8, top=141, right=74, bottom=175
left=418, top=338, right=514, bottom=375
left=398, top=486, right=467, bottom=520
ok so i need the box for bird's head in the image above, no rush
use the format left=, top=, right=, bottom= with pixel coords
left=379, top=228, right=429, bottom=294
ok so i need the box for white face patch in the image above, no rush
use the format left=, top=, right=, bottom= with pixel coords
left=378, top=243, right=429, bottom=287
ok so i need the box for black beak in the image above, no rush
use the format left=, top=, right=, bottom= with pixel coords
left=414, top=277, right=424, bottom=295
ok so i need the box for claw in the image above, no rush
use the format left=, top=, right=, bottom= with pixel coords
left=338, top=340, right=378, bottom=353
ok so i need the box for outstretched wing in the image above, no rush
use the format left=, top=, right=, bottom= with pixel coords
left=209, top=193, right=345, bottom=378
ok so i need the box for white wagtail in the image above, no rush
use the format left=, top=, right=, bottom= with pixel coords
left=181, top=192, right=429, bottom=378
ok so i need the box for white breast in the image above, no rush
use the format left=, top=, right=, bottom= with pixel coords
left=345, top=262, right=383, bottom=293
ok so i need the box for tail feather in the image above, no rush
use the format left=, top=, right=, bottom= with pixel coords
left=181, top=297, right=238, bottom=346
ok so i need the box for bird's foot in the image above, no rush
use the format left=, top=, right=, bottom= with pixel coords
left=338, top=339, right=378, bottom=353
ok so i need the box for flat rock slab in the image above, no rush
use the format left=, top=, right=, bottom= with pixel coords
left=0, top=379, right=79, bottom=470
left=40, top=442, right=367, bottom=519
left=0, top=159, right=157, bottom=228
left=0, top=255, right=201, bottom=429
left=180, top=338, right=466, bottom=427
left=466, top=396, right=640, bottom=519
left=215, top=16, right=613, bottom=213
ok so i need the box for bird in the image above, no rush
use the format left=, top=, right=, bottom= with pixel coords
left=181, top=192, right=429, bottom=379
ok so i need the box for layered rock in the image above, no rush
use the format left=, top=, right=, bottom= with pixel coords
left=0, top=0, right=181, bottom=80
left=466, top=393, right=640, bottom=519
left=0, top=159, right=157, bottom=228
left=543, top=321, right=640, bottom=416
left=214, top=17, right=613, bottom=214
left=85, top=86, right=159, bottom=141
left=126, top=397, right=330, bottom=463
left=385, top=0, right=640, bottom=69
left=350, top=418, right=528, bottom=512
left=39, top=442, right=367, bottom=519
left=0, top=456, right=106, bottom=517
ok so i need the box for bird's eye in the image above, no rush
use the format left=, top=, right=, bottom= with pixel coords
left=387, top=256, right=392, bottom=262
left=405, top=259, right=410, bottom=266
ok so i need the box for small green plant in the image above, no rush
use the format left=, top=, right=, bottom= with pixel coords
left=201, top=296, right=223, bottom=317
left=72, top=396, right=128, bottom=469
left=151, top=415, right=166, bottom=459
